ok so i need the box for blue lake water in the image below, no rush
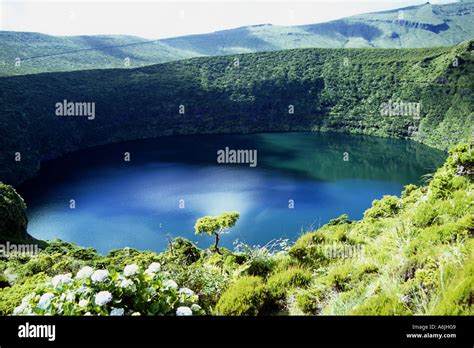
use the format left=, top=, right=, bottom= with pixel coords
left=18, top=132, right=446, bottom=254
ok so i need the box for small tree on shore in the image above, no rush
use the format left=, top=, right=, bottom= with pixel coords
left=194, top=212, right=240, bottom=254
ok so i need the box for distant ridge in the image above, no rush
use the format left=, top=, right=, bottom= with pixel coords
left=1, top=1, right=473, bottom=75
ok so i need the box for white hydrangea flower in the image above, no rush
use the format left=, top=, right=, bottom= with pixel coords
left=144, top=263, right=160, bottom=277
left=144, top=269, right=155, bottom=277
left=21, top=293, right=36, bottom=304
left=94, top=291, right=112, bottom=306
left=110, top=308, right=125, bottom=316
left=51, top=273, right=72, bottom=289
left=118, top=278, right=133, bottom=288
left=76, top=285, right=88, bottom=294
left=146, top=262, right=161, bottom=273
left=65, top=290, right=76, bottom=302
left=76, top=266, right=94, bottom=280
left=117, top=278, right=136, bottom=292
left=191, top=304, right=201, bottom=312
left=91, top=270, right=109, bottom=283
left=131, top=312, right=141, bottom=316
left=38, top=292, right=55, bottom=310
left=179, top=287, right=194, bottom=296
left=123, top=264, right=139, bottom=277
left=163, top=279, right=178, bottom=290
left=84, top=312, right=92, bottom=316
left=78, top=299, right=88, bottom=308
left=147, top=286, right=156, bottom=296
left=176, top=306, right=193, bottom=316
left=13, top=302, right=30, bottom=315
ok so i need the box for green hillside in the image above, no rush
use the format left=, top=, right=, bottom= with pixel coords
left=0, top=41, right=472, bottom=186
left=0, top=144, right=472, bottom=315
left=166, top=1, right=474, bottom=52
left=0, top=31, right=200, bottom=76
left=2, top=1, right=473, bottom=76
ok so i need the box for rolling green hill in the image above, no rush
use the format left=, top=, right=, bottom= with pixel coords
left=165, top=1, right=474, bottom=52
left=2, top=1, right=474, bottom=76
left=0, top=32, right=200, bottom=76
left=0, top=41, right=472, bottom=186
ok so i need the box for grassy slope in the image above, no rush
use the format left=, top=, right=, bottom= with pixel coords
left=281, top=144, right=473, bottom=315
left=1, top=2, right=473, bottom=76
left=0, top=144, right=472, bottom=315
left=1, top=41, right=472, bottom=186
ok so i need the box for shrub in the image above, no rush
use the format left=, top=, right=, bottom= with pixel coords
left=215, top=276, right=269, bottom=315
left=266, top=268, right=312, bottom=299
left=234, top=241, right=282, bottom=277
left=204, top=253, right=224, bottom=266
left=452, top=144, right=474, bottom=169
left=103, top=251, right=162, bottom=271
left=50, top=258, right=88, bottom=276
left=42, top=240, right=79, bottom=256
left=0, top=273, right=10, bottom=288
left=288, top=231, right=328, bottom=264
left=429, top=171, right=454, bottom=199
left=164, top=238, right=201, bottom=265
left=0, top=261, right=7, bottom=273
left=350, top=293, right=412, bottom=315
left=223, top=254, right=246, bottom=269
left=295, top=288, right=323, bottom=314
left=327, top=265, right=353, bottom=292
left=23, top=255, right=55, bottom=276
left=245, top=257, right=276, bottom=277
left=13, top=262, right=204, bottom=316
left=67, top=247, right=99, bottom=261
left=0, top=273, right=48, bottom=315
left=328, top=214, right=350, bottom=226
left=412, top=202, right=440, bottom=228
left=451, top=175, right=469, bottom=191
left=419, top=215, right=472, bottom=244
left=17, top=251, right=92, bottom=278
left=401, top=184, right=417, bottom=199
left=364, top=195, right=400, bottom=219
left=326, top=263, right=378, bottom=292
left=0, top=183, right=28, bottom=241
left=450, top=189, right=473, bottom=218
left=433, top=254, right=474, bottom=315
left=107, top=247, right=140, bottom=258
left=427, top=144, right=473, bottom=198
left=185, top=264, right=229, bottom=312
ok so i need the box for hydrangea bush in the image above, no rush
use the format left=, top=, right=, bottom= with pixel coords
left=13, top=262, right=204, bottom=316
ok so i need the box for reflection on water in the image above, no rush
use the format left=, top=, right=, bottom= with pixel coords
left=18, top=132, right=446, bottom=254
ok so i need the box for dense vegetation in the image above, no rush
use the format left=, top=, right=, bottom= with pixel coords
left=2, top=1, right=473, bottom=76
left=1, top=40, right=472, bottom=185
left=0, top=183, right=45, bottom=246
left=0, top=144, right=472, bottom=315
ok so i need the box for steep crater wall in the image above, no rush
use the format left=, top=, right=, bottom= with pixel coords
left=0, top=42, right=472, bottom=186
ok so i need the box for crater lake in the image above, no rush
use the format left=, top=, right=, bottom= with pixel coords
left=18, top=132, right=446, bottom=254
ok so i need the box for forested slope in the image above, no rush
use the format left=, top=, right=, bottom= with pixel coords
left=0, top=41, right=472, bottom=185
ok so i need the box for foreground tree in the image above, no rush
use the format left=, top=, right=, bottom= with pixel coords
left=194, top=212, right=240, bottom=254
